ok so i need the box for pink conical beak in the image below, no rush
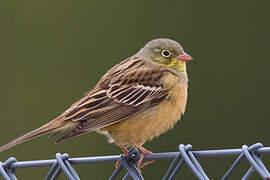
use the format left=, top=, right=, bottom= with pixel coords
left=176, top=52, right=193, bottom=62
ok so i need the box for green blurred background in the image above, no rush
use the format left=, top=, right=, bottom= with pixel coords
left=0, top=0, right=269, bottom=179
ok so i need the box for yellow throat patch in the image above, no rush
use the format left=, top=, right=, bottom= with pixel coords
left=167, top=58, right=185, bottom=72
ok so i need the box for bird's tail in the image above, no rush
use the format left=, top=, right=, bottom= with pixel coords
left=0, top=118, right=70, bottom=152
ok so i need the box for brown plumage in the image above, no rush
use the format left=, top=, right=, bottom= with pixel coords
left=0, top=38, right=192, bottom=169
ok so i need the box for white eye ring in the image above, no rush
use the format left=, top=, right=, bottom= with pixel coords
left=161, top=50, right=171, bottom=57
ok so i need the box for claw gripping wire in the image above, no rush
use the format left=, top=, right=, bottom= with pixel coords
left=109, top=147, right=143, bottom=180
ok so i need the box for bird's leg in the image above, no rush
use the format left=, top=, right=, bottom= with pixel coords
left=115, top=145, right=129, bottom=169
left=136, top=145, right=154, bottom=172
left=120, top=144, right=129, bottom=154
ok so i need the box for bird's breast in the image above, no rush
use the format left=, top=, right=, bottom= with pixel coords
left=101, top=73, right=188, bottom=146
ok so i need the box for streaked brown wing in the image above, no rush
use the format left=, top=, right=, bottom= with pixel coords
left=55, top=57, right=169, bottom=143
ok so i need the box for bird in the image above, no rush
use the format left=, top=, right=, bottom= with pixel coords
left=0, top=38, right=192, bottom=170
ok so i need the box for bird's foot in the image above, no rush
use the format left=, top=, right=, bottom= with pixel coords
left=115, top=145, right=129, bottom=169
left=137, top=145, right=154, bottom=172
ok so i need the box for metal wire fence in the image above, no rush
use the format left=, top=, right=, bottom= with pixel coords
left=0, top=142, right=269, bottom=180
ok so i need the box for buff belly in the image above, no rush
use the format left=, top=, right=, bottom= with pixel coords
left=100, top=83, right=187, bottom=146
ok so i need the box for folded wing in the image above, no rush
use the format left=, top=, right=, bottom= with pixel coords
left=56, top=58, right=169, bottom=143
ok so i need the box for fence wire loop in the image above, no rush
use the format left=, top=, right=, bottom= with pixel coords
left=45, top=153, right=80, bottom=180
left=0, top=157, right=17, bottom=180
left=242, top=144, right=270, bottom=180
left=222, top=143, right=270, bottom=180
left=1, top=142, right=270, bottom=180
left=109, top=147, right=143, bottom=180
left=180, top=144, right=209, bottom=180
left=45, top=159, right=61, bottom=180
left=163, top=144, right=209, bottom=180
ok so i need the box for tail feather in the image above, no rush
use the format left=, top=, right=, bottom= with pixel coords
left=55, top=128, right=88, bottom=144
left=55, top=121, right=93, bottom=144
left=0, top=119, right=68, bottom=152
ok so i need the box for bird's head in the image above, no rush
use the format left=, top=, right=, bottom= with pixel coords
left=136, top=38, right=192, bottom=73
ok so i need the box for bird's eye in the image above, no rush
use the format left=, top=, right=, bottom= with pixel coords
left=161, top=50, right=171, bottom=57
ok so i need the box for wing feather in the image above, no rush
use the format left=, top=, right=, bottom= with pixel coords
left=56, top=57, right=169, bottom=143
